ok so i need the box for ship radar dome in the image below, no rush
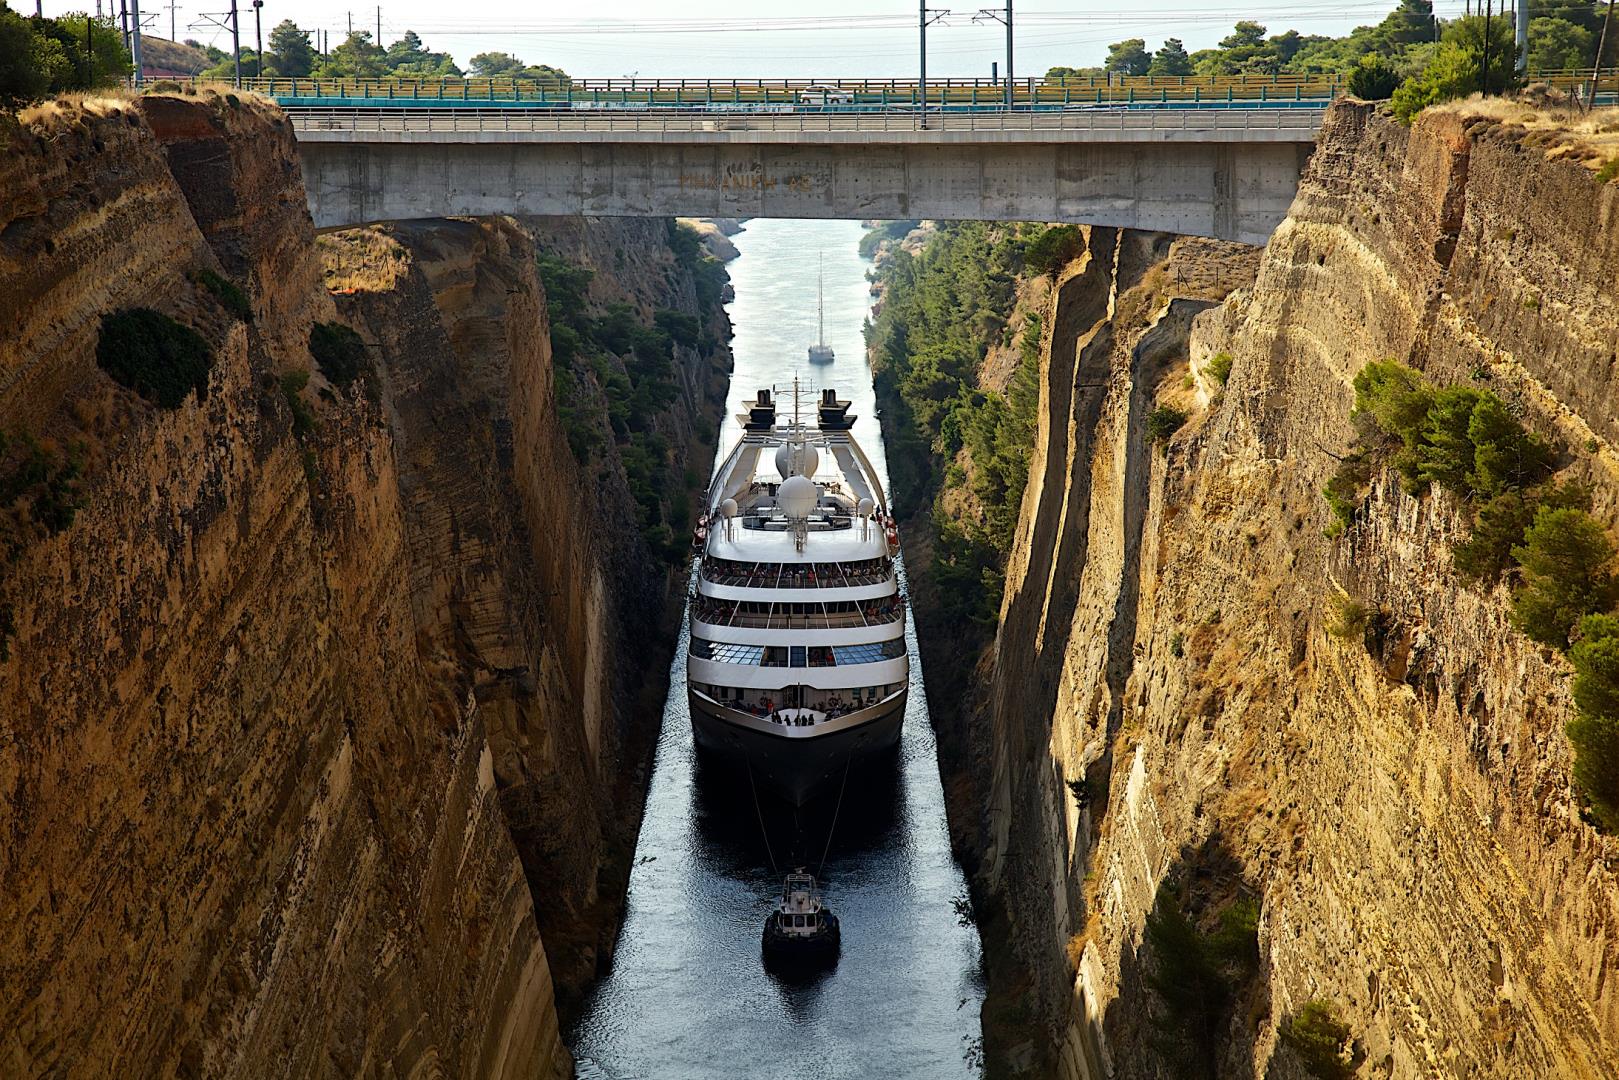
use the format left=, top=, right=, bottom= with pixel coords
left=778, top=474, right=821, bottom=518
left=774, top=441, right=820, bottom=479
left=720, top=498, right=738, bottom=518
left=857, top=497, right=874, bottom=518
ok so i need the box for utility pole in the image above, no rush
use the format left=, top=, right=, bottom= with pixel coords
left=167, top=0, right=175, bottom=41
left=129, top=0, right=143, bottom=83
left=253, top=0, right=262, bottom=78
left=1481, top=0, right=1492, bottom=96
left=918, top=3, right=951, bottom=130
left=230, top=0, right=240, bottom=85
left=1515, top=0, right=1528, bottom=76
left=1591, top=0, right=1615, bottom=109
left=375, top=5, right=379, bottom=44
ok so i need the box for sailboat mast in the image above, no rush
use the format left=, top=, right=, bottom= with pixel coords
left=817, top=253, right=825, bottom=348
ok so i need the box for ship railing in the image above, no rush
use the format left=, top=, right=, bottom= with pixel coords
left=690, top=607, right=904, bottom=630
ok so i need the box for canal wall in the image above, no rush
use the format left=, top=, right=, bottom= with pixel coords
left=0, top=90, right=728, bottom=1076
left=906, top=101, right=1619, bottom=1077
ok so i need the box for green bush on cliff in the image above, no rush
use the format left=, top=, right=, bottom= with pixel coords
left=1568, top=614, right=1619, bottom=830
left=1390, top=15, right=1519, bottom=123
left=309, top=322, right=370, bottom=388
left=866, top=220, right=1039, bottom=632
left=1347, top=53, right=1400, bottom=100
left=1146, top=405, right=1188, bottom=444
left=1279, top=1000, right=1354, bottom=1080
left=1143, top=885, right=1262, bottom=1075
left=1206, top=351, right=1234, bottom=386
left=96, top=308, right=213, bottom=408
left=0, top=4, right=130, bottom=107
left=1352, top=360, right=1550, bottom=501
left=1511, top=506, right=1619, bottom=647
left=195, top=267, right=252, bottom=322
left=1022, top=224, right=1083, bottom=278
left=1453, top=481, right=1590, bottom=584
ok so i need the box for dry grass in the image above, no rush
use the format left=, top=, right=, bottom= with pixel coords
left=318, top=227, right=411, bottom=293
left=1427, top=96, right=1619, bottom=173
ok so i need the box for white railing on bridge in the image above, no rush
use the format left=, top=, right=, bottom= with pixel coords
left=283, top=106, right=1325, bottom=138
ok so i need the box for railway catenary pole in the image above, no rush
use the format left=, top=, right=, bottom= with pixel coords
left=254, top=0, right=263, bottom=78
left=1005, top=0, right=1012, bottom=108
left=919, top=0, right=926, bottom=130
left=129, top=0, right=143, bottom=84
left=1591, top=0, right=1616, bottom=110
left=1515, top=0, right=1527, bottom=75
left=230, top=0, right=240, bottom=85
left=1481, top=0, right=1492, bottom=96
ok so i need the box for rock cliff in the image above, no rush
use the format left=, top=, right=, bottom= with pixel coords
left=923, top=101, right=1619, bottom=1078
left=0, top=91, right=725, bottom=1076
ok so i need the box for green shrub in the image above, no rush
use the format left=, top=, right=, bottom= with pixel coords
left=1206, top=351, right=1233, bottom=386
left=1598, top=158, right=1619, bottom=185
left=1144, top=888, right=1229, bottom=1068
left=1353, top=361, right=1549, bottom=500
left=280, top=369, right=317, bottom=436
left=1353, top=359, right=1433, bottom=445
left=653, top=308, right=701, bottom=349
left=1023, top=224, right=1084, bottom=277
left=1146, top=406, right=1188, bottom=444
left=1348, top=53, right=1400, bottom=100
left=1280, top=1000, right=1354, bottom=1080
left=96, top=308, right=213, bottom=408
left=1322, top=452, right=1372, bottom=535
left=1328, top=594, right=1372, bottom=641
left=1511, top=507, right=1619, bottom=647
left=1569, top=614, right=1619, bottom=830
left=1391, top=15, right=1519, bottom=123
left=195, top=267, right=252, bottom=321
left=308, top=322, right=369, bottom=388
left=1454, top=481, right=1589, bottom=584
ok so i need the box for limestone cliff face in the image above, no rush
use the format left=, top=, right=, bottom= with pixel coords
left=938, top=101, right=1619, bottom=1079
left=0, top=92, right=719, bottom=1077
left=318, top=212, right=729, bottom=1022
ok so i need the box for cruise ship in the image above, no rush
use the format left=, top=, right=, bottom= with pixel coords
left=687, top=386, right=907, bottom=805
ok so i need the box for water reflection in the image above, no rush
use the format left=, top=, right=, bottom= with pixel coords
left=570, top=219, right=983, bottom=1080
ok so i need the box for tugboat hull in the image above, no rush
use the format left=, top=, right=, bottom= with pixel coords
left=689, top=691, right=906, bottom=806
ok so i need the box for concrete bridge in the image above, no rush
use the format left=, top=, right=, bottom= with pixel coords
left=290, top=106, right=1323, bottom=245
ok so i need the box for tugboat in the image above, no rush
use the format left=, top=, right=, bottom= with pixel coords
left=761, top=870, right=840, bottom=965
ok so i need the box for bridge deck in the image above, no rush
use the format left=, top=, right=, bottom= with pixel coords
left=286, top=106, right=1325, bottom=144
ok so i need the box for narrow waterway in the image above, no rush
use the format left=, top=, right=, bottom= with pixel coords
left=571, top=219, right=985, bottom=1078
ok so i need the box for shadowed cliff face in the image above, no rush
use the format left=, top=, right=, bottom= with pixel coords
left=924, top=101, right=1619, bottom=1078
left=317, top=213, right=730, bottom=1023
left=0, top=92, right=721, bottom=1077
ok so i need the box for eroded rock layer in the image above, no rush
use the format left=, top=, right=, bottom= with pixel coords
left=935, top=102, right=1619, bottom=1078
left=0, top=92, right=723, bottom=1077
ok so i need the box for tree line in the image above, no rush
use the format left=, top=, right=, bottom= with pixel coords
left=0, top=2, right=130, bottom=105
left=1051, top=0, right=1616, bottom=117
left=189, top=22, right=568, bottom=84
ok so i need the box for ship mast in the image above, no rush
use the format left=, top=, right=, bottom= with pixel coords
left=817, top=253, right=825, bottom=348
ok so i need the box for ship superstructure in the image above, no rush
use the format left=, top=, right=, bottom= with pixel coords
left=687, top=386, right=906, bottom=804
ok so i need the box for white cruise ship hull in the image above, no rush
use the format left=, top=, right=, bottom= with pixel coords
left=689, top=689, right=906, bottom=806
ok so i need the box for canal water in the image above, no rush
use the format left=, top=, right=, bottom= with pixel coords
left=571, top=219, right=986, bottom=1078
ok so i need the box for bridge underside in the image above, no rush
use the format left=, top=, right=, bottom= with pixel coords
left=297, top=136, right=1313, bottom=245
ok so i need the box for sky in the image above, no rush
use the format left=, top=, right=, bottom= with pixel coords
left=43, top=0, right=1486, bottom=79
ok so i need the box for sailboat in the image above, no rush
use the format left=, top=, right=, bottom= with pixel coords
left=808, top=253, right=835, bottom=365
